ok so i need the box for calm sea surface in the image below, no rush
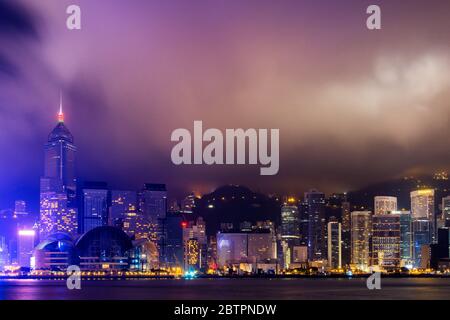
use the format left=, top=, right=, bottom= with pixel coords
left=0, top=278, right=449, bottom=300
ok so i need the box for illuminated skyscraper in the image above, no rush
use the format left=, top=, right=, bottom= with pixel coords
left=412, top=219, right=431, bottom=268
left=122, top=204, right=138, bottom=237
left=182, top=217, right=207, bottom=270
left=44, top=98, right=77, bottom=203
left=411, top=189, right=435, bottom=242
left=305, top=190, right=326, bottom=261
left=341, top=201, right=351, bottom=266
left=411, top=190, right=435, bottom=219
left=110, top=190, right=137, bottom=225
left=351, top=211, right=371, bottom=271
left=280, top=201, right=300, bottom=241
left=14, top=201, right=27, bottom=216
left=374, top=196, right=397, bottom=215
left=442, top=196, right=450, bottom=228
left=39, top=100, right=78, bottom=240
left=39, top=178, right=78, bottom=239
left=184, top=238, right=200, bottom=271
left=396, top=210, right=413, bottom=266
left=280, top=200, right=300, bottom=268
left=372, top=213, right=401, bottom=270
left=17, top=229, right=36, bottom=268
left=0, top=236, right=10, bottom=269
left=327, top=221, right=342, bottom=269
left=341, top=201, right=351, bottom=232
left=181, top=192, right=197, bottom=214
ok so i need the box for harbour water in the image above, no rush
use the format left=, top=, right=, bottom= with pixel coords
left=0, top=277, right=449, bottom=300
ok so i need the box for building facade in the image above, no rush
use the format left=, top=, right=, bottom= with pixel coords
left=372, top=213, right=401, bottom=270
left=79, top=182, right=109, bottom=234
left=411, top=189, right=435, bottom=242
left=351, top=211, right=371, bottom=271
left=39, top=107, right=78, bottom=240
left=327, top=221, right=342, bottom=269
left=374, top=196, right=397, bottom=215
left=305, top=190, right=326, bottom=261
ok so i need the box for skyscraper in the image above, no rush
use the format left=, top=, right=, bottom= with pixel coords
left=430, top=228, right=450, bottom=270
left=442, top=196, right=450, bottom=228
left=397, top=210, right=413, bottom=266
left=327, top=221, right=342, bottom=269
left=139, top=184, right=167, bottom=224
left=39, top=178, right=78, bottom=239
left=39, top=102, right=78, bottom=240
left=158, top=213, right=183, bottom=268
left=341, top=201, right=351, bottom=232
left=184, top=238, right=200, bottom=271
left=372, top=213, right=401, bottom=270
left=280, top=200, right=300, bottom=268
left=411, top=189, right=435, bottom=242
left=351, top=211, right=371, bottom=271
left=412, top=219, right=431, bottom=268
left=14, top=201, right=27, bottom=216
left=341, top=201, right=351, bottom=267
left=44, top=99, right=77, bottom=203
left=181, top=192, right=197, bottom=214
left=280, top=201, right=300, bottom=241
left=17, top=229, right=35, bottom=268
left=374, top=196, right=397, bottom=215
left=305, top=190, right=326, bottom=261
left=110, top=190, right=137, bottom=225
left=79, top=182, right=109, bottom=234
left=0, top=236, right=9, bottom=269
left=182, top=217, right=207, bottom=271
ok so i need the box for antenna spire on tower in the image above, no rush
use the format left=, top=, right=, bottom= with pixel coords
left=58, top=91, right=64, bottom=123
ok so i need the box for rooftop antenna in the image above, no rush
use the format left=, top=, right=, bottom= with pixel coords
left=58, top=91, right=64, bottom=123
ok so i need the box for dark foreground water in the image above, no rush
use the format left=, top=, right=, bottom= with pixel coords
left=0, top=278, right=449, bottom=300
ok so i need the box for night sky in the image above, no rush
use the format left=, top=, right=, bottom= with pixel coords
left=0, top=0, right=449, bottom=211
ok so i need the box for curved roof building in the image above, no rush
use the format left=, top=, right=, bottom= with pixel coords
left=75, top=226, right=133, bottom=270
left=33, top=233, right=76, bottom=270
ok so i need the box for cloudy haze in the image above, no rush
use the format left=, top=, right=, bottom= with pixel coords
left=0, top=0, right=449, bottom=210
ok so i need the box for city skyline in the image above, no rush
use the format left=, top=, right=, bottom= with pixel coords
left=0, top=65, right=448, bottom=306
left=1, top=0, right=450, bottom=211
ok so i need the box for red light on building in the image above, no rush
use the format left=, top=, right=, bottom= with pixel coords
left=181, top=221, right=188, bottom=228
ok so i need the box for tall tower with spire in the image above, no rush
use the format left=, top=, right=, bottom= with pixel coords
left=39, top=95, right=78, bottom=240
left=44, top=95, right=77, bottom=195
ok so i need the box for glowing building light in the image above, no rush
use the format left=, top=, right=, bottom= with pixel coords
left=18, top=230, right=35, bottom=236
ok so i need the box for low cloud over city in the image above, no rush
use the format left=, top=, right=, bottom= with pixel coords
left=1, top=0, right=449, bottom=208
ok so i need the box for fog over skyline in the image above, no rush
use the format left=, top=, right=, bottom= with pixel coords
left=0, top=0, right=449, bottom=210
